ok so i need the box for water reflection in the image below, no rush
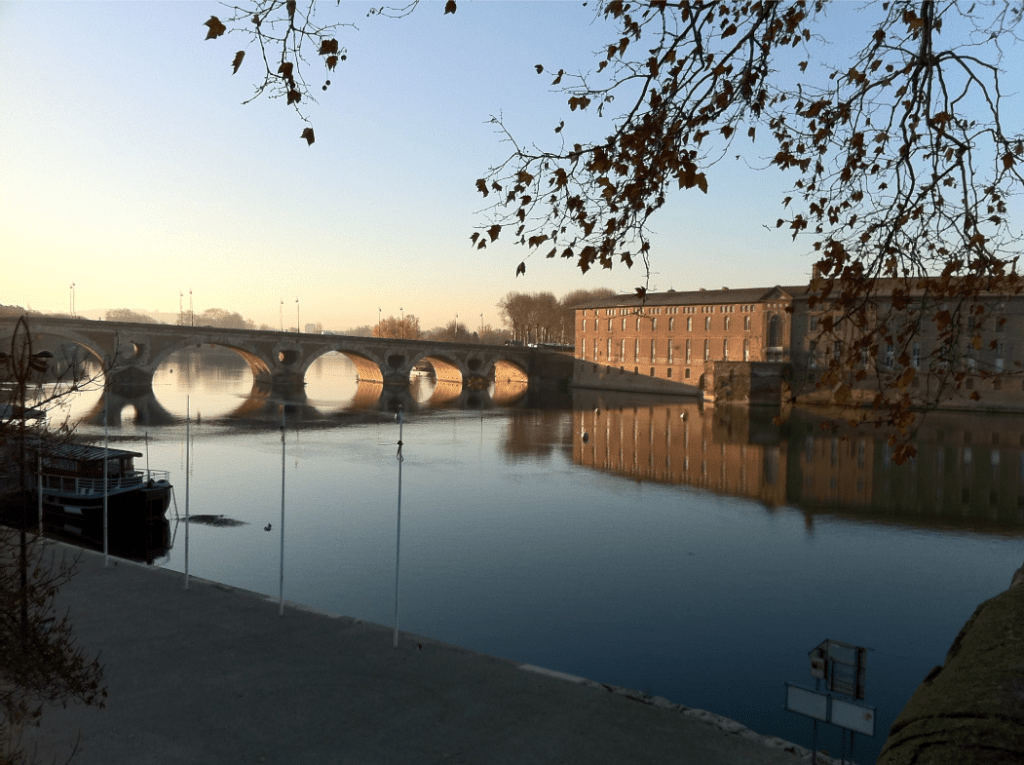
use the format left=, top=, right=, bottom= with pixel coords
left=572, top=390, right=1024, bottom=535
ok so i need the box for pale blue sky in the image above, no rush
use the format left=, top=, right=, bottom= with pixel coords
left=1, top=1, right=890, bottom=330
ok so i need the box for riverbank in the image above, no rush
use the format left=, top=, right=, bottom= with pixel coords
left=24, top=543, right=837, bottom=765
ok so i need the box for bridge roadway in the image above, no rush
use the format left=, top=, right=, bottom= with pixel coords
left=0, top=316, right=555, bottom=397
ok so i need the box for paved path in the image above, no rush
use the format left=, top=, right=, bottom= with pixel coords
left=25, top=545, right=829, bottom=765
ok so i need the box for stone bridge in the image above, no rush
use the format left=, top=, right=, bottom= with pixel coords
left=0, top=316, right=549, bottom=396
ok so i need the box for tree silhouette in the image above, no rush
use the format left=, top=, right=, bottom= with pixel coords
left=206, top=2, right=1024, bottom=442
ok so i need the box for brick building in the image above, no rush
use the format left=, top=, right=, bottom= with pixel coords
left=574, top=285, right=804, bottom=389
left=574, top=280, right=1024, bottom=411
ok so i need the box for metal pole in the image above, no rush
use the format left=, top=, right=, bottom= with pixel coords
left=145, top=430, right=150, bottom=481
left=393, top=406, right=404, bottom=648
left=279, top=407, right=286, bottom=615
left=184, top=397, right=190, bottom=590
left=37, top=453, right=43, bottom=531
left=103, top=398, right=109, bottom=567
left=296, top=299, right=300, bottom=334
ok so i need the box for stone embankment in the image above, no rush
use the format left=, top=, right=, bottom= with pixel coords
left=878, top=560, right=1024, bottom=764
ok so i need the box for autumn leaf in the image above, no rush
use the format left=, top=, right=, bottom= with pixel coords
left=204, top=16, right=226, bottom=40
left=475, top=178, right=489, bottom=197
left=231, top=51, right=245, bottom=75
left=287, top=89, right=301, bottom=105
left=444, top=0, right=457, bottom=14
left=516, top=261, right=526, bottom=276
left=300, top=127, right=315, bottom=146
left=535, top=64, right=544, bottom=74
left=326, top=55, right=338, bottom=71
left=319, top=39, right=339, bottom=56
left=487, top=224, right=501, bottom=242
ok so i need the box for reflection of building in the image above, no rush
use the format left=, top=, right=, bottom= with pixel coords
left=574, top=286, right=803, bottom=390
left=572, top=401, right=788, bottom=506
left=570, top=393, right=1024, bottom=533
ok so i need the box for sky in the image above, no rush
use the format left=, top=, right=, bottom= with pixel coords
left=0, top=1, right=959, bottom=331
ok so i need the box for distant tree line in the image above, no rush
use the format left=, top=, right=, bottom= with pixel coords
left=498, top=288, right=614, bottom=345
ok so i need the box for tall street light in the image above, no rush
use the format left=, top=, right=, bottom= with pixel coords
left=280, top=299, right=284, bottom=332
left=378, top=307, right=381, bottom=337
left=69, top=283, right=75, bottom=318
left=400, top=308, right=404, bottom=339
left=296, top=299, right=300, bottom=334
left=189, top=289, right=194, bottom=327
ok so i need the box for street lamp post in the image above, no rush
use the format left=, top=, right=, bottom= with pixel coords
left=455, top=313, right=459, bottom=341
left=280, top=299, right=284, bottom=332
left=378, top=307, right=381, bottom=337
left=69, top=283, right=75, bottom=318
left=189, top=289, right=194, bottom=327
left=296, top=299, right=300, bottom=334
left=400, top=308, right=404, bottom=339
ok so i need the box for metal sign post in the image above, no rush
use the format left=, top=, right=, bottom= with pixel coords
left=786, top=639, right=874, bottom=764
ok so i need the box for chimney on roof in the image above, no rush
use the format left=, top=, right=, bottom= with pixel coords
left=699, top=288, right=706, bottom=292
left=722, top=286, right=729, bottom=290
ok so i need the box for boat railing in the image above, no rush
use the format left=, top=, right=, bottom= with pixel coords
left=40, top=470, right=171, bottom=496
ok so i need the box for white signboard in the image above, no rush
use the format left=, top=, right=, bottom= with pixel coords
left=785, top=684, right=828, bottom=721
left=831, top=698, right=876, bottom=736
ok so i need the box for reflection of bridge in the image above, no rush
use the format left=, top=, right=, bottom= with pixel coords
left=1, top=316, right=547, bottom=395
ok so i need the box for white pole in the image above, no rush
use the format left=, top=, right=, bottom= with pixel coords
left=184, top=397, right=190, bottom=590
left=37, top=453, right=43, bottom=531
left=145, top=430, right=150, bottom=481
left=393, top=406, right=404, bottom=648
left=279, top=407, right=286, bottom=616
left=103, top=399, right=109, bottom=567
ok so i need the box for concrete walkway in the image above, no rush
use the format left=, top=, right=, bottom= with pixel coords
left=25, top=544, right=829, bottom=765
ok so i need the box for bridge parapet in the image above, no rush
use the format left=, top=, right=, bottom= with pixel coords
left=0, top=316, right=547, bottom=397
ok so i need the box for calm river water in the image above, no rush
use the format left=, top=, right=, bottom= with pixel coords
left=53, top=347, right=1024, bottom=764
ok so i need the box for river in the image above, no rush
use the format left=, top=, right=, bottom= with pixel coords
left=47, top=346, right=1024, bottom=764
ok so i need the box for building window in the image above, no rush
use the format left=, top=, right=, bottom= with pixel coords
left=724, top=316, right=731, bottom=331
left=723, top=339, right=729, bottom=360
left=705, top=316, right=712, bottom=331
left=620, top=338, right=626, bottom=360
left=669, top=317, right=675, bottom=331
left=684, top=368, right=690, bottom=379
left=912, top=342, right=921, bottom=369
left=652, top=318, right=658, bottom=331
left=593, top=318, right=599, bottom=331
left=886, top=344, right=894, bottom=368
left=667, top=368, right=673, bottom=378
left=581, top=338, right=585, bottom=358
left=686, top=339, right=692, bottom=363
left=810, top=316, right=818, bottom=331
left=687, top=317, right=693, bottom=332
left=996, top=342, right=1004, bottom=372
left=621, top=318, right=626, bottom=331
left=768, top=315, right=783, bottom=348
left=608, top=318, right=613, bottom=331
left=704, top=339, right=710, bottom=361
left=834, top=340, right=842, bottom=360
left=743, top=339, right=750, bottom=361
left=636, top=317, right=641, bottom=331
left=607, top=338, right=612, bottom=360
left=668, top=341, right=674, bottom=363
left=744, top=316, right=751, bottom=331
left=651, top=339, right=657, bottom=363
left=650, top=367, right=656, bottom=376
left=634, top=338, right=640, bottom=362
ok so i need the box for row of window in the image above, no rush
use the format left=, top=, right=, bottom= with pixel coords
left=582, top=303, right=765, bottom=318
left=807, top=340, right=1011, bottom=372
left=583, top=315, right=756, bottom=332
left=581, top=337, right=753, bottom=363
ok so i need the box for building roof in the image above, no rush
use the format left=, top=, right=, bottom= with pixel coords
left=35, top=442, right=143, bottom=463
left=570, top=285, right=809, bottom=311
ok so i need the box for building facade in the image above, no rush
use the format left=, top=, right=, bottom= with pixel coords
left=574, top=286, right=803, bottom=389
left=574, top=280, right=1024, bottom=411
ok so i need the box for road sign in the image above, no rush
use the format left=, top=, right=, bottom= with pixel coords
left=785, top=683, right=876, bottom=736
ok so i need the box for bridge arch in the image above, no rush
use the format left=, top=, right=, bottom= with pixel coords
left=298, top=346, right=385, bottom=385
left=145, top=337, right=273, bottom=385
